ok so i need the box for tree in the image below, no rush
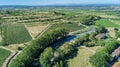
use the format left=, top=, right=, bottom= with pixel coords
left=95, top=26, right=107, bottom=33
left=80, top=15, right=101, bottom=25
left=89, top=32, right=96, bottom=41
left=90, top=51, right=111, bottom=67
left=53, top=60, right=63, bottom=67
left=40, top=47, right=54, bottom=67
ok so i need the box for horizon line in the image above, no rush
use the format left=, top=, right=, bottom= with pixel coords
left=0, top=3, right=120, bottom=6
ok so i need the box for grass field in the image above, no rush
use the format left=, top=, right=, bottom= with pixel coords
left=67, top=46, right=102, bottom=67
left=3, top=23, right=32, bottom=44
left=46, top=23, right=85, bottom=32
left=95, top=19, right=120, bottom=27
left=0, top=48, right=11, bottom=66
left=67, top=47, right=93, bottom=67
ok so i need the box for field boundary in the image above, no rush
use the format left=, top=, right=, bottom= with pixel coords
left=23, top=23, right=34, bottom=40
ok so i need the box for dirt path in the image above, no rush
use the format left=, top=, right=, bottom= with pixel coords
left=8, top=51, right=21, bottom=67
left=0, top=46, right=14, bottom=52
left=69, top=26, right=95, bottom=35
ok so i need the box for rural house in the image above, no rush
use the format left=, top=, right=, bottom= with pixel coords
left=112, top=46, right=120, bottom=59
left=95, top=33, right=106, bottom=39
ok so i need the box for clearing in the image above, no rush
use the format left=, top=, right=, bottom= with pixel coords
left=26, top=23, right=49, bottom=38
left=67, top=46, right=101, bottom=67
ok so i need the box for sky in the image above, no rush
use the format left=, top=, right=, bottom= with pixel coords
left=0, top=0, right=120, bottom=5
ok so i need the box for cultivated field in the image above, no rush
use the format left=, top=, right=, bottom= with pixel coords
left=95, top=19, right=120, bottom=27
left=46, top=23, right=85, bottom=32
left=3, top=23, right=32, bottom=44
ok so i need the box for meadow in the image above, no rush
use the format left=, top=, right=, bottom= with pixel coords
left=95, top=19, right=120, bottom=27
left=0, top=48, right=11, bottom=66
left=67, top=47, right=93, bottom=67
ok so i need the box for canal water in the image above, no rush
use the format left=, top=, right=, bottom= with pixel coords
left=52, top=26, right=95, bottom=49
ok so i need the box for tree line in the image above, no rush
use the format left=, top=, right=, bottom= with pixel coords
left=89, top=41, right=120, bottom=67
left=80, top=15, right=101, bottom=25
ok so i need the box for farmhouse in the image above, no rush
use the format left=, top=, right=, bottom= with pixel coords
left=112, top=46, right=120, bottom=58
left=112, top=62, right=120, bottom=67
left=117, top=38, right=120, bottom=41
left=95, top=33, right=106, bottom=39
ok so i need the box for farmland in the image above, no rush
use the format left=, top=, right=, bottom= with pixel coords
left=0, top=5, right=120, bottom=67
left=0, top=48, right=11, bottom=66
left=95, top=19, right=120, bottom=27
left=26, top=23, right=49, bottom=38
left=46, top=23, right=86, bottom=32
left=2, top=23, right=32, bottom=44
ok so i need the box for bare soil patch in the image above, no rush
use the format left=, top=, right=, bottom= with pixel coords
left=26, top=23, right=49, bottom=38
left=107, top=28, right=116, bottom=38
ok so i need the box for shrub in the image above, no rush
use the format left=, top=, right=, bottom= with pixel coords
left=40, top=47, right=54, bottom=67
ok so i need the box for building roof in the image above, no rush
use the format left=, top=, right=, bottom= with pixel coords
left=112, top=62, right=120, bottom=67
left=95, top=33, right=106, bottom=39
left=112, top=46, right=120, bottom=57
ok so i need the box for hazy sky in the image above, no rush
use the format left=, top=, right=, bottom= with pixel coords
left=0, top=0, right=120, bottom=5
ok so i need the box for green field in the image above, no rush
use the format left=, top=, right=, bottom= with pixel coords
left=47, top=23, right=85, bottom=32
left=0, top=48, right=11, bottom=66
left=95, top=19, right=120, bottom=27
left=3, top=23, right=32, bottom=44
left=67, top=47, right=93, bottom=67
